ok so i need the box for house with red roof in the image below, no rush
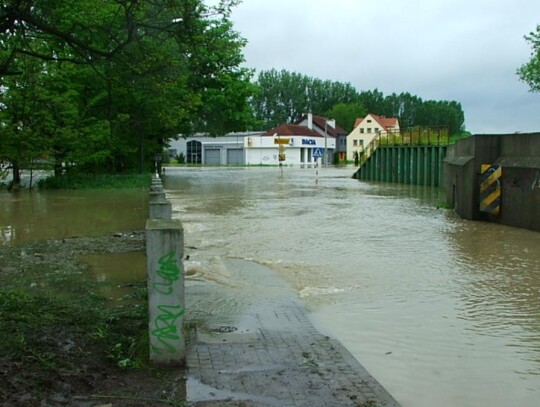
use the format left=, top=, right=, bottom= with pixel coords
left=295, top=114, right=349, bottom=163
left=347, top=113, right=400, bottom=162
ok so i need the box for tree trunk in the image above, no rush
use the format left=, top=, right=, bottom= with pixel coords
left=8, top=161, right=21, bottom=192
left=54, top=160, right=63, bottom=177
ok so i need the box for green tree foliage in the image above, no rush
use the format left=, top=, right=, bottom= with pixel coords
left=325, top=102, right=367, bottom=133
left=251, top=69, right=465, bottom=135
left=0, top=0, right=253, bottom=181
left=251, top=69, right=361, bottom=128
left=517, top=24, right=540, bottom=92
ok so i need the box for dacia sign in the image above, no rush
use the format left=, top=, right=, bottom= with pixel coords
left=302, top=139, right=316, bottom=145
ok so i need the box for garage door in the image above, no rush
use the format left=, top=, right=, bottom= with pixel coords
left=204, top=149, right=220, bottom=165
left=227, top=149, right=244, bottom=165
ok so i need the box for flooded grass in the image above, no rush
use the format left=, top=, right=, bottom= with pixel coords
left=38, top=173, right=152, bottom=189
left=0, top=234, right=185, bottom=406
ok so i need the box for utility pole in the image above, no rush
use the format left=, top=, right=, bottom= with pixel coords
left=324, top=120, right=328, bottom=166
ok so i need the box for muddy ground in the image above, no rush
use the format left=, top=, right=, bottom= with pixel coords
left=0, top=231, right=188, bottom=407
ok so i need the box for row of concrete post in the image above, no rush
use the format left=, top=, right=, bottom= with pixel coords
left=146, top=174, right=186, bottom=365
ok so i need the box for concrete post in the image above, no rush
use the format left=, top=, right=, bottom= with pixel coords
left=151, top=177, right=163, bottom=189
left=149, top=199, right=172, bottom=220
left=146, top=219, right=185, bottom=366
left=151, top=183, right=164, bottom=192
left=150, top=191, right=166, bottom=203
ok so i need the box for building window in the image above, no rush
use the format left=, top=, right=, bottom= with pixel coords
left=360, top=128, right=365, bottom=134
left=353, top=140, right=358, bottom=146
left=187, top=140, right=202, bottom=163
left=367, top=119, right=372, bottom=123
left=359, top=140, right=364, bottom=147
left=367, top=128, right=372, bottom=133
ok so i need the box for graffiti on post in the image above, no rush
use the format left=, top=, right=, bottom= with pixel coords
left=153, top=250, right=180, bottom=295
left=151, top=304, right=185, bottom=354
left=150, top=250, right=185, bottom=355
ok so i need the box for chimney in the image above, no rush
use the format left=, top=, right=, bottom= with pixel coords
left=327, top=119, right=336, bottom=129
left=307, top=113, right=313, bottom=130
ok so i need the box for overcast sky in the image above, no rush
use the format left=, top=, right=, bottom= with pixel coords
left=227, top=0, right=540, bottom=134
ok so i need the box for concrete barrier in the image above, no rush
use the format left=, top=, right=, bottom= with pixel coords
left=149, top=190, right=166, bottom=202
left=149, top=199, right=172, bottom=220
left=145, top=218, right=185, bottom=365
left=444, top=133, right=540, bottom=231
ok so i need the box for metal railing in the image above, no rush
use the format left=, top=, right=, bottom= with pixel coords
left=359, top=127, right=449, bottom=166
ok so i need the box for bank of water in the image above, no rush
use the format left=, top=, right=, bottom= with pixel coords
left=163, top=166, right=540, bottom=407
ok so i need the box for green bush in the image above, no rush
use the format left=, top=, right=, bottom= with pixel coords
left=38, top=173, right=152, bottom=189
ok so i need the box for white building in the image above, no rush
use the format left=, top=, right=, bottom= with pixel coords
left=347, top=113, right=400, bottom=161
left=250, top=124, right=335, bottom=166
left=167, top=124, right=335, bottom=166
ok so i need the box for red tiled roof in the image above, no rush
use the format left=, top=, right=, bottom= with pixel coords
left=355, top=114, right=399, bottom=129
left=295, top=114, right=348, bottom=137
left=264, top=124, right=322, bottom=137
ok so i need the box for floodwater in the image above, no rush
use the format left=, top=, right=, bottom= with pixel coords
left=163, top=166, right=540, bottom=407
left=0, top=189, right=148, bottom=245
left=1, top=169, right=539, bottom=407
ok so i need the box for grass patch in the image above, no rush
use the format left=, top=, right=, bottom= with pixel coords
left=38, top=173, right=152, bottom=189
left=0, top=238, right=154, bottom=403
left=0, top=274, right=148, bottom=373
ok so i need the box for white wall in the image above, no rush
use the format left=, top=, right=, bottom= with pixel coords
left=245, top=135, right=334, bottom=166
left=167, top=134, right=335, bottom=166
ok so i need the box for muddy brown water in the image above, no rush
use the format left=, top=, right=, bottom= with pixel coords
left=0, top=189, right=148, bottom=244
left=1, top=168, right=539, bottom=407
left=0, top=188, right=149, bottom=302
left=164, top=166, right=540, bottom=407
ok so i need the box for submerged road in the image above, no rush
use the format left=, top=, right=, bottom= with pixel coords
left=185, top=258, right=400, bottom=407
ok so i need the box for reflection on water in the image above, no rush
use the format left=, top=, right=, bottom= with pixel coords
left=164, top=166, right=540, bottom=407
left=0, top=189, right=148, bottom=245
left=80, top=252, right=147, bottom=304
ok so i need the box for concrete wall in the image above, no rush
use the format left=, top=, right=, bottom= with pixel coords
left=444, top=133, right=540, bottom=232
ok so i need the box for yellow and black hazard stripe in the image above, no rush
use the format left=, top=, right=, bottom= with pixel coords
left=479, top=164, right=502, bottom=216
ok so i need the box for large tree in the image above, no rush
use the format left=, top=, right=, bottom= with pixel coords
left=325, top=102, right=367, bottom=133
left=251, top=69, right=361, bottom=128
left=1, top=0, right=254, bottom=179
left=517, top=24, right=540, bottom=92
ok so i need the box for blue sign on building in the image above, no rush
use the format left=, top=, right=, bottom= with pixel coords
left=302, top=139, right=316, bottom=145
